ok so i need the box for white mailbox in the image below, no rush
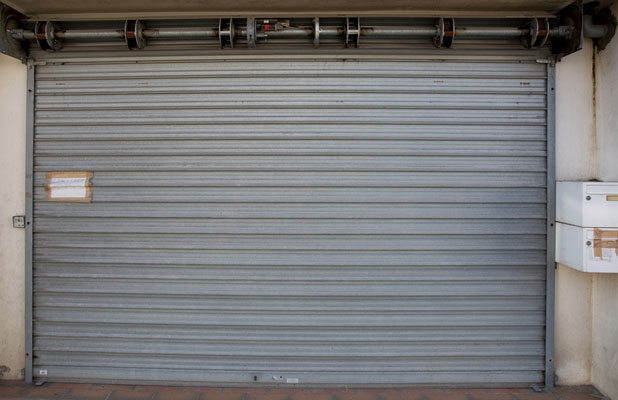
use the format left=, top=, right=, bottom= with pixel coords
left=556, top=181, right=618, bottom=273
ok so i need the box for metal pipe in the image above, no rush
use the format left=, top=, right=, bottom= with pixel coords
left=361, top=27, right=436, bottom=37
left=57, top=29, right=123, bottom=39
left=583, top=14, right=609, bottom=39
left=251, top=27, right=313, bottom=38
left=454, top=27, right=526, bottom=37
left=254, top=27, right=343, bottom=39
left=143, top=27, right=218, bottom=39
left=315, top=28, right=342, bottom=37
left=15, top=30, right=34, bottom=40
left=549, top=26, right=572, bottom=38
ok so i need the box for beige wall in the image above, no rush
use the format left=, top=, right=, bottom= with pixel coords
left=556, top=40, right=597, bottom=182
left=553, top=40, right=596, bottom=386
left=0, top=53, right=27, bottom=380
left=590, top=4, right=618, bottom=398
left=553, top=6, right=618, bottom=397
left=554, top=265, right=593, bottom=384
left=591, top=275, right=618, bottom=400
left=596, top=4, right=618, bottom=183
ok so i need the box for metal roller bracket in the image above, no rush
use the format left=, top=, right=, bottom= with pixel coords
left=521, top=18, right=539, bottom=48
left=434, top=17, right=455, bottom=48
left=521, top=18, right=549, bottom=48
left=443, top=18, right=455, bottom=48
left=538, top=18, right=550, bottom=48
left=246, top=17, right=256, bottom=48
left=553, top=1, right=583, bottom=57
left=313, top=17, right=320, bottom=48
left=0, top=4, right=27, bottom=59
left=345, top=17, right=360, bottom=47
left=35, top=21, right=62, bottom=51
left=219, top=18, right=235, bottom=48
left=433, top=18, right=445, bottom=47
left=124, top=19, right=146, bottom=49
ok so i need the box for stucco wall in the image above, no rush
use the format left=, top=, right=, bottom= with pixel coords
left=556, top=40, right=597, bottom=182
left=590, top=3, right=618, bottom=398
left=596, top=5, right=618, bottom=183
left=552, top=12, right=618, bottom=398
left=554, top=265, right=593, bottom=385
left=0, top=53, right=27, bottom=380
left=591, top=275, right=618, bottom=400
left=553, top=40, right=596, bottom=386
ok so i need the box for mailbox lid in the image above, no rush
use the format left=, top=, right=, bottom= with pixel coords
left=556, top=181, right=618, bottom=227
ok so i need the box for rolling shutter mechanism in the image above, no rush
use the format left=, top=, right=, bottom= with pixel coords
left=2, top=2, right=615, bottom=61
left=3, top=15, right=593, bottom=58
left=15, top=7, right=567, bottom=389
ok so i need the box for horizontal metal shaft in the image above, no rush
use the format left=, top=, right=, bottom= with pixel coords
left=59, top=29, right=124, bottom=39
left=455, top=27, right=525, bottom=37
left=143, top=28, right=219, bottom=39
left=360, top=27, right=436, bottom=37
left=11, top=24, right=570, bottom=41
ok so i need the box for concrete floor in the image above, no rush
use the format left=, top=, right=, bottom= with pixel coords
left=0, top=382, right=610, bottom=400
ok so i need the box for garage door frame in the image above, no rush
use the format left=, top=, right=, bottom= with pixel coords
left=22, top=55, right=557, bottom=387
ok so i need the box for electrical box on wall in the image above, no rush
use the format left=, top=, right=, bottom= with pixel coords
left=556, top=181, right=618, bottom=273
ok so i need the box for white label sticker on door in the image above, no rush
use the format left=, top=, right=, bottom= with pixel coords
left=45, top=172, right=93, bottom=202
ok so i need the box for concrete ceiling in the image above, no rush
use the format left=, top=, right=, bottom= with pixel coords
left=3, top=0, right=574, bottom=20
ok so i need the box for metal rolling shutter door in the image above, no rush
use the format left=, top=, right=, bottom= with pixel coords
left=32, top=59, right=548, bottom=385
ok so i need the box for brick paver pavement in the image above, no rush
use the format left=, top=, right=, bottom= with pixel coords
left=0, top=382, right=610, bottom=400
